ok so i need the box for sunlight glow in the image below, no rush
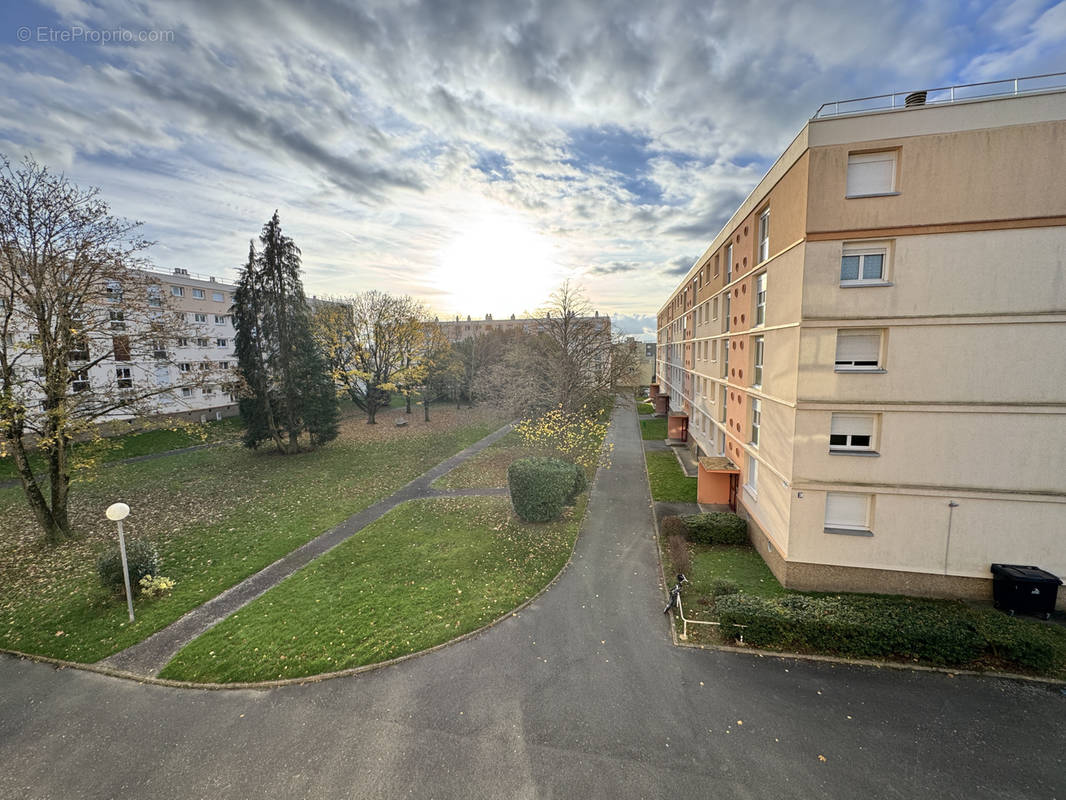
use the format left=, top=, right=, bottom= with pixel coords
left=433, top=213, right=563, bottom=317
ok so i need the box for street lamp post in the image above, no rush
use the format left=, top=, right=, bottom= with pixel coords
left=105, top=502, right=134, bottom=623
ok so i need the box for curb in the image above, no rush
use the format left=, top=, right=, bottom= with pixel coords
left=641, top=407, right=1065, bottom=689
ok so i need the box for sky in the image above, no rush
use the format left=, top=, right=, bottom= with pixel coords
left=1, top=1, right=1064, bottom=340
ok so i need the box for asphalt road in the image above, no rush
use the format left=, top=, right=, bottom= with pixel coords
left=1, top=400, right=1063, bottom=800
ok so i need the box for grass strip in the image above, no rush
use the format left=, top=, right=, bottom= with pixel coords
left=160, top=495, right=584, bottom=682
left=645, top=450, right=697, bottom=502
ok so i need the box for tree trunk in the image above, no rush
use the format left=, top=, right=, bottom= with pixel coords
left=405, top=393, right=412, bottom=414
left=423, top=394, right=430, bottom=422
left=367, top=404, right=377, bottom=424
left=9, top=434, right=68, bottom=544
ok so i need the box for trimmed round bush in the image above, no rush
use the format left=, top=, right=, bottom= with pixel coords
left=97, top=539, right=160, bottom=595
left=565, top=463, right=589, bottom=506
left=508, top=457, right=575, bottom=522
left=681, top=512, right=749, bottom=546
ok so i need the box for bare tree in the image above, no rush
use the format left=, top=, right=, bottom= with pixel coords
left=0, top=156, right=210, bottom=543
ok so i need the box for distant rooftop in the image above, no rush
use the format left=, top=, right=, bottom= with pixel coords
left=812, top=71, right=1066, bottom=120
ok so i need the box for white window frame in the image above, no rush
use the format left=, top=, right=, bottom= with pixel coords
left=115, top=367, right=133, bottom=389
left=196, top=338, right=209, bottom=348
left=750, top=398, right=761, bottom=447
left=725, top=243, right=733, bottom=282
left=746, top=454, right=758, bottom=497
left=192, top=288, right=205, bottom=299
left=758, top=209, right=770, bottom=263
left=824, top=492, right=873, bottom=533
left=829, top=413, right=877, bottom=453
left=181, top=387, right=194, bottom=398
left=841, top=244, right=889, bottom=286
left=752, top=336, right=764, bottom=388
left=215, top=315, right=227, bottom=324
left=194, top=313, right=208, bottom=323
left=212, top=291, right=225, bottom=302
left=171, top=286, right=184, bottom=297
left=835, top=329, right=883, bottom=371
left=846, top=151, right=897, bottom=198
left=216, top=338, right=227, bottom=348
left=754, top=272, right=766, bottom=326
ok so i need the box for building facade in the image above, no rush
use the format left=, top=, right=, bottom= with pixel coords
left=655, top=77, right=1066, bottom=606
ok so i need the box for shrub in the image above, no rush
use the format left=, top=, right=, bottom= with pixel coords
left=637, top=402, right=654, bottom=415
left=508, top=457, right=575, bottom=522
left=97, top=539, right=159, bottom=594
left=565, top=463, right=589, bottom=506
left=971, top=610, right=1066, bottom=673
left=660, top=515, right=689, bottom=540
left=667, top=534, right=691, bottom=576
left=138, top=574, right=176, bottom=598
left=681, top=513, right=749, bottom=546
left=707, top=578, right=740, bottom=599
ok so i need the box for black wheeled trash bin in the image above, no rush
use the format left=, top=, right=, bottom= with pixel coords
left=990, top=564, right=1062, bottom=620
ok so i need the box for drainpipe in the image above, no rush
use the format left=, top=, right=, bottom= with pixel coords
left=943, top=500, right=959, bottom=575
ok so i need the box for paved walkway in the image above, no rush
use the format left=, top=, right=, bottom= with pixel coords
left=100, top=422, right=515, bottom=677
left=2, top=399, right=1063, bottom=799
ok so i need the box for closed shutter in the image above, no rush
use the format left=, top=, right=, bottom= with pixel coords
left=825, top=492, right=870, bottom=529
left=830, top=414, right=873, bottom=438
left=835, top=330, right=881, bottom=367
left=847, top=151, right=896, bottom=196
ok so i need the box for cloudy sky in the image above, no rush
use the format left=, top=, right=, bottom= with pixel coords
left=2, top=1, right=1064, bottom=339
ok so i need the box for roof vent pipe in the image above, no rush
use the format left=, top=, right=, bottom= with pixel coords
left=905, top=90, right=927, bottom=107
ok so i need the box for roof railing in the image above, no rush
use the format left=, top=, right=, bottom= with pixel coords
left=812, top=71, right=1066, bottom=119
left=139, top=263, right=237, bottom=285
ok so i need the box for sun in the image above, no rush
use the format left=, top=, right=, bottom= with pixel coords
left=434, top=214, right=562, bottom=317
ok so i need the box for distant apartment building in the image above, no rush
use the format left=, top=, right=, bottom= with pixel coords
left=655, top=75, right=1066, bottom=606
left=9, top=266, right=240, bottom=425
left=437, top=312, right=611, bottom=342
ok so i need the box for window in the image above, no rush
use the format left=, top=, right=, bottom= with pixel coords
left=711, top=339, right=718, bottom=362
left=212, top=291, right=224, bottom=302
left=171, top=286, right=184, bottom=297
left=202, top=385, right=215, bottom=396
left=179, top=362, right=191, bottom=373
left=181, top=387, right=194, bottom=398
left=714, top=253, right=720, bottom=277
left=719, top=385, right=727, bottom=422
left=830, top=414, right=876, bottom=452
left=712, top=297, right=719, bottom=320
left=752, top=336, right=764, bottom=387
left=112, top=336, right=131, bottom=361
left=824, top=492, right=872, bottom=533
left=758, top=209, right=770, bottom=263
left=199, top=361, right=211, bottom=371
left=194, top=313, right=207, bottom=323
left=754, top=273, right=766, bottom=326
left=840, top=245, right=887, bottom=285
left=835, top=329, right=883, bottom=371
left=846, top=151, right=897, bottom=197
left=71, top=370, right=89, bottom=393
left=154, top=364, right=171, bottom=387
left=723, top=337, right=729, bottom=377
left=177, top=338, right=189, bottom=348
left=216, top=338, right=227, bottom=348
left=152, top=341, right=167, bottom=359
left=750, top=398, right=761, bottom=446
left=196, top=338, right=209, bottom=348
left=148, top=287, right=162, bottom=307
left=192, top=288, right=205, bottom=299
left=726, top=243, right=733, bottom=282
left=218, top=361, right=230, bottom=370
left=724, top=294, right=731, bottom=332
left=106, top=280, right=122, bottom=302
left=214, top=315, right=227, bottom=324
left=746, top=454, right=758, bottom=495
left=115, top=367, right=133, bottom=389
left=69, top=335, right=89, bottom=362
left=109, top=310, right=125, bottom=330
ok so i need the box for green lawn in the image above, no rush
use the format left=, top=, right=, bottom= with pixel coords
left=636, top=402, right=654, bottom=415
left=431, top=430, right=538, bottom=489
left=0, top=417, right=242, bottom=480
left=0, top=407, right=508, bottom=663
left=645, top=450, right=697, bottom=502
left=160, top=495, right=585, bottom=682
left=640, top=418, right=667, bottom=440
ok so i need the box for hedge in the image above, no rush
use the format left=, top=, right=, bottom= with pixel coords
left=681, top=512, right=748, bottom=546
left=714, top=592, right=1066, bottom=673
left=509, top=457, right=583, bottom=522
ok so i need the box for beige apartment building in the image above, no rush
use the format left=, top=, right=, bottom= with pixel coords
left=655, top=75, right=1066, bottom=607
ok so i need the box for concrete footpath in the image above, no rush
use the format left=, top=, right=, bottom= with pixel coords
left=1, top=398, right=1063, bottom=799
